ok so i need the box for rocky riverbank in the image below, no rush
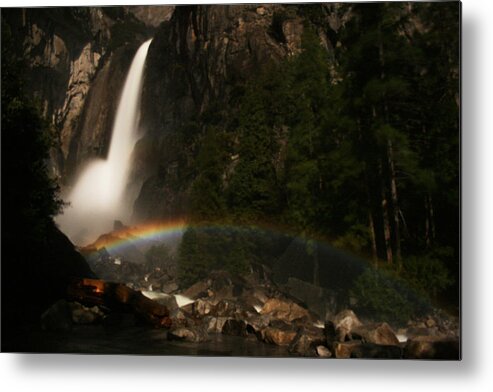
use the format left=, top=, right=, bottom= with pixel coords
left=38, top=255, right=459, bottom=359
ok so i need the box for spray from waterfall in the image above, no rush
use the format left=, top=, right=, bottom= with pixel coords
left=57, top=39, right=152, bottom=246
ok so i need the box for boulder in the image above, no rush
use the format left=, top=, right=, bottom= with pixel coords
left=41, top=300, right=73, bottom=332
left=192, top=298, right=217, bottom=317
left=168, top=326, right=209, bottom=343
left=260, top=298, right=311, bottom=323
left=214, top=299, right=237, bottom=317
left=205, top=316, right=231, bottom=333
left=181, top=280, right=210, bottom=299
left=332, top=309, right=363, bottom=341
left=261, top=327, right=297, bottom=346
left=288, top=327, right=325, bottom=356
left=67, top=278, right=171, bottom=328
left=316, top=345, right=332, bottom=358
left=352, top=322, right=400, bottom=346
left=324, top=320, right=337, bottom=344
left=332, top=341, right=362, bottom=359
left=209, top=270, right=250, bottom=300
left=161, top=282, right=179, bottom=294
left=245, top=314, right=271, bottom=334
left=70, top=302, right=104, bottom=325
left=404, top=336, right=460, bottom=359
left=222, top=319, right=248, bottom=337
left=350, top=343, right=402, bottom=359
left=141, top=291, right=179, bottom=314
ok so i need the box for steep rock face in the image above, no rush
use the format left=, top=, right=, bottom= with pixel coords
left=3, top=4, right=349, bottom=219
left=3, top=7, right=173, bottom=181
left=141, top=5, right=301, bottom=138
left=134, top=5, right=315, bottom=221
left=64, top=44, right=138, bottom=180
left=5, top=8, right=114, bottom=178
left=125, top=5, right=175, bottom=28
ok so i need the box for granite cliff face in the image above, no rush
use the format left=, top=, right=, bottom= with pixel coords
left=3, top=4, right=349, bottom=219
left=2, top=7, right=173, bottom=181
left=132, top=4, right=349, bottom=221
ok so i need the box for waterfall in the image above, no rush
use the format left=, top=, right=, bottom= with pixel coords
left=57, top=39, right=152, bottom=246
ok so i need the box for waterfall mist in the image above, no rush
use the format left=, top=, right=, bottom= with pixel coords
left=57, top=39, right=153, bottom=246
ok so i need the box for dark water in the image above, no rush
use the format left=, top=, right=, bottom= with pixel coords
left=17, top=325, right=291, bottom=357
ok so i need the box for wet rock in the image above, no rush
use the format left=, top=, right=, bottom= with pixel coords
left=214, top=299, right=236, bottom=317
left=41, top=300, right=73, bottom=332
left=288, top=327, right=325, bottom=356
left=141, top=291, right=179, bottom=314
left=332, top=340, right=362, bottom=359
left=260, top=298, right=311, bottom=323
left=70, top=302, right=104, bottom=325
left=350, top=343, right=402, bottom=359
left=192, top=298, right=217, bottom=317
left=181, top=280, right=210, bottom=300
left=205, top=316, right=231, bottom=333
left=168, top=326, right=210, bottom=343
left=222, top=319, right=248, bottom=337
left=404, top=336, right=460, bottom=359
left=245, top=314, right=271, bottom=335
left=352, top=322, right=400, bottom=346
left=316, top=345, right=332, bottom=358
left=324, top=320, right=337, bottom=344
left=67, top=278, right=171, bottom=328
left=261, top=327, right=297, bottom=346
left=161, top=282, right=179, bottom=294
left=333, top=309, right=363, bottom=341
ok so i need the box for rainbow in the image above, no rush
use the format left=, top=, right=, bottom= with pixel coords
left=80, top=218, right=318, bottom=255
left=82, top=219, right=189, bottom=253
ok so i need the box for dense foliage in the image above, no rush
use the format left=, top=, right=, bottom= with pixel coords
left=177, top=2, right=459, bottom=313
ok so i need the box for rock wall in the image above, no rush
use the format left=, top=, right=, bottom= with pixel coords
left=2, top=4, right=349, bottom=216
left=133, top=4, right=349, bottom=221
left=2, top=6, right=173, bottom=181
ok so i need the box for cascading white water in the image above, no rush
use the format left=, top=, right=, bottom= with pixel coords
left=57, top=39, right=152, bottom=245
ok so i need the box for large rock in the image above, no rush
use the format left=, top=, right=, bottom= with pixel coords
left=222, top=319, right=248, bottom=337
left=288, top=327, right=325, bottom=356
left=70, top=302, right=104, bottom=324
left=324, top=320, right=337, bottom=344
left=41, top=300, right=73, bottom=332
left=404, top=336, right=460, bottom=359
left=181, top=280, right=210, bottom=300
left=260, top=327, right=297, bottom=346
left=316, top=345, right=332, bottom=358
left=205, top=316, right=231, bottom=333
left=168, top=326, right=210, bottom=343
left=141, top=291, right=179, bottom=314
left=244, top=314, right=271, bottom=335
left=260, top=298, right=311, bottom=324
left=161, top=282, right=179, bottom=294
left=67, top=278, right=171, bottom=328
left=192, top=298, right=217, bottom=317
left=332, top=309, right=363, bottom=341
left=352, top=322, right=400, bottom=346
left=332, top=341, right=362, bottom=359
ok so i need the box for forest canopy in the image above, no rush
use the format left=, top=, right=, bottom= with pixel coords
left=177, top=3, right=459, bottom=319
